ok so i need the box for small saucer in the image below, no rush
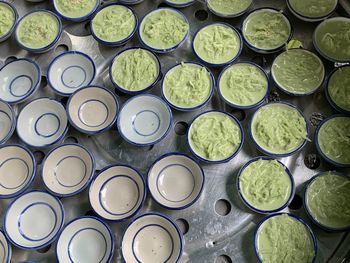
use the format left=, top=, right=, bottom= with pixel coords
left=0, top=230, right=11, bottom=263
left=89, top=165, right=145, bottom=221
left=4, top=190, right=64, bottom=250
left=0, top=100, right=15, bottom=144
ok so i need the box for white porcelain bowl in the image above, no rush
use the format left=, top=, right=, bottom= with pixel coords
left=89, top=165, right=145, bottom=221
left=117, top=94, right=172, bottom=146
left=17, top=98, right=68, bottom=148
left=42, top=143, right=95, bottom=197
left=4, top=191, right=64, bottom=250
left=121, top=213, right=183, bottom=263
left=0, top=58, right=41, bottom=104
left=67, top=86, right=119, bottom=135
left=0, top=144, right=35, bottom=199
left=56, top=216, right=114, bottom=263
left=148, top=153, right=204, bottom=209
left=0, top=100, right=15, bottom=144
left=47, top=51, right=96, bottom=96
left=0, top=230, right=11, bottom=263
left=0, top=1, right=18, bottom=43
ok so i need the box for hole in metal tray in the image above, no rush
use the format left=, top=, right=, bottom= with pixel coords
left=215, top=199, right=231, bottom=216
left=39, top=76, right=47, bottom=89
left=37, top=244, right=51, bottom=253
left=310, top=112, right=325, bottom=127
left=304, top=153, right=321, bottom=170
left=5, top=56, right=17, bottom=65
left=175, top=218, right=189, bottom=235
left=85, top=209, right=98, bottom=217
left=215, top=255, right=233, bottom=263
left=33, top=151, right=45, bottom=165
left=230, top=109, right=246, bottom=121
left=288, top=194, right=303, bottom=210
left=195, top=10, right=209, bottom=21
left=64, top=136, right=79, bottom=144
left=55, top=44, right=69, bottom=55
left=174, top=121, right=188, bottom=136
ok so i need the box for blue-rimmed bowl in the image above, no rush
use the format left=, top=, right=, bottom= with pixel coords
left=325, top=65, right=350, bottom=115
left=119, top=0, right=144, bottom=4
left=56, top=216, right=114, bottom=263
left=67, top=86, right=119, bottom=135
left=89, top=164, right=146, bottom=221
left=121, top=212, right=183, bottom=263
left=0, top=230, right=11, bottom=263
left=47, top=51, right=96, bottom=97
left=0, top=144, right=35, bottom=199
left=254, top=213, right=317, bottom=263
left=218, top=62, right=270, bottom=109
left=138, top=8, right=189, bottom=53
left=236, top=156, right=295, bottom=214
left=0, top=1, right=18, bottom=43
left=4, top=190, right=65, bottom=250
left=42, top=143, right=95, bottom=197
left=249, top=102, right=309, bottom=158
left=53, top=0, right=100, bottom=22
left=161, top=62, right=214, bottom=111
left=287, top=0, right=338, bottom=22
left=110, top=47, right=161, bottom=95
left=0, top=100, right=15, bottom=144
left=0, top=58, right=41, bottom=104
left=15, top=10, right=63, bottom=53
left=165, top=0, right=195, bottom=8
left=314, top=114, right=350, bottom=167
left=241, top=8, right=293, bottom=54
left=187, top=110, right=244, bottom=164
left=147, top=152, right=205, bottom=210
left=17, top=98, right=68, bottom=148
left=117, top=94, right=173, bottom=146
left=91, top=3, right=138, bottom=47
left=192, top=23, right=243, bottom=67
left=206, top=0, right=252, bottom=18
left=304, top=172, right=350, bottom=232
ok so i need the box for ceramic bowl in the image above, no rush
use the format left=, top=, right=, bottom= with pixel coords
left=17, top=98, right=68, bottom=148
left=15, top=10, right=62, bottom=53
left=118, top=94, right=172, bottom=146
left=47, top=51, right=96, bottom=96
left=0, top=58, right=41, bottom=104
left=4, top=190, right=65, bottom=250
left=0, top=230, right=11, bottom=263
left=119, top=0, right=144, bottom=5
left=206, top=0, right=252, bottom=17
left=67, top=86, right=119, bottom=135
left=121, top=213, right=183, bottom=263
left=53, top=0, right=100, bottom=22
left=165, top=0, right=195, bottom=8
left=0, top=100, right=16, bottom=144
left=56, top=216, right=114, bottom=263
left=0, top=1, right=18, bottom=43
left=42, top=143, right=95, bottom=197
left=0, top=144, right=35, bottom=199
left=89, top=165, right=146, bottom=221
left=287, top=0, right=338, bottom=22
left=148, top=153, right=204, bottom=209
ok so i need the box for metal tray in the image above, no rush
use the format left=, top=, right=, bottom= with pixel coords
left=0, top=0, right=349, bottom=262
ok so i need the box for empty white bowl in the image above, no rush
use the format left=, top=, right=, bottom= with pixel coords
left=148, top=153, right=204, bottom=209
left=0, top=58, right=41, bottom=104
left=17, top=98, right=68, bottom=148
left=67, top=86, right=119, bottom=135
left=42, top=143, right=95, bottom=197
left=121, top=213, right=183, bottom=263
left=4, top=190, right=64, bottom=250
left=47, top=51, right=96, bottom=96
left=89, top=165, right=145, bottom=221
left=0, top=144, right=35, bottom=199
left=0, top=100, right=15, bottom=144
left=0, top=230, right=11, bottom=263
left=117, top=94, right=172, bottom=146
left=56, top=216, right=114, bottom=263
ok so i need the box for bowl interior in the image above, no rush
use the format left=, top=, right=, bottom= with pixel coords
left=0, top=101, right=14, bottom=142
left=0, top=231, right=10, bottom=262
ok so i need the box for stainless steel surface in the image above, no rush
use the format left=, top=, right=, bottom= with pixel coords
left=0, top=0, right=349, bottom=262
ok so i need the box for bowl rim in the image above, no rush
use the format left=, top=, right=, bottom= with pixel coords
left=205, top=0, right=253, bottom=18
left=0, top=100, right=16, bottom=144
left=0, top=0, right=18, bottom=42
left=53, top=0, right=100, bottom=22
left=0, top=229, right=11, bottom=263
left=164, top=0, right=195, bottom=8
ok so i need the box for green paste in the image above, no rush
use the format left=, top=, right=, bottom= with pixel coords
left=0, top=3, right=15, bottom=37
left=251, top=104, right=307, bottom=154
left=163, top=63, right=211, bottom=108
left=272, top=49, right=324, bottom=94
left=289, top=0, right=337, bottom=18
left=243, top=10, right=290, bottom=50
left=111, top=49, right=158, bottom=92
left=317, top=116, right=350, bottom=165
left=306, top=173, right=350, bottom=229
left=315, top=18, right=350, bottom=61
left=257, top=214, right=315, bottom=263
left=55, top=0, right=97, bottom=18
left=140, top=9, right=189, bottom=50
left=240, top=159, right=292, bottom=211
left=219, top=63, right=268, bottom=106
left=92, top=5, right=136, bottom=42
left=193, top=24, right=240, bottom=64
left=328, top=67, right=350, bottom=112
left=18, top=12, right=59, bottom=49
left=207, top=0, right=252, bottom=16
left=189, top=112, right=241, bottom=161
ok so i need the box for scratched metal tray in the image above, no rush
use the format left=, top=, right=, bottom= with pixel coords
left=0, top=0, right=349, bottom=262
